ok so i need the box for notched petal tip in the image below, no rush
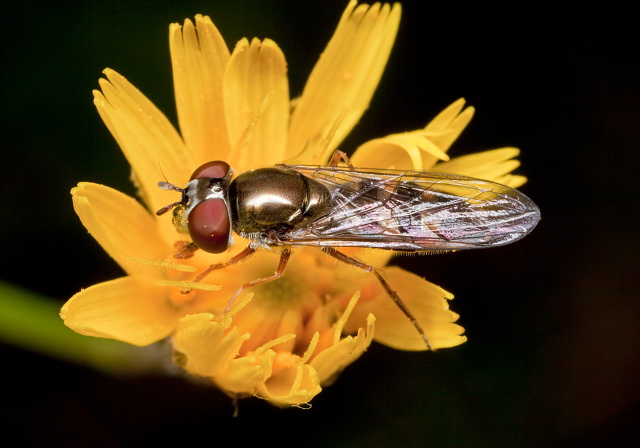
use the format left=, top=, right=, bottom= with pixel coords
left=434, top=147, right=526, bottom=185
left=224, top=36, right=289, bottom=169
left=286, top=1, right=401, bottom=160
left=93, top=68, right=193, bottom=212
left=170, top=11, right=231, bottom=165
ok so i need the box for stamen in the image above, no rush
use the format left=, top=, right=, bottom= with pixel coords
left=126, top=257, right=197, bottom=272
left=314, top=109, right=347, bottom=161
left=228, top=90, right=274, bottom=163
left=154, top=280, right=221, bottom=290
left=333, top=291, right=360, bottom=346
left=255, top=333, right=297, bottom=353
left=301, top=332, right=320, bottom=363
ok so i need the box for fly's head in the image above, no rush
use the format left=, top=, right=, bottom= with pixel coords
left=156, top=161, right=234, bottom=254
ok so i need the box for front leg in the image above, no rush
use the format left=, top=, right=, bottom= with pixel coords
left=328, top=149, right=355, bottom=169
left=224, top=248, right=292, bottom=313
left=193, top=246, right=257, bottom=283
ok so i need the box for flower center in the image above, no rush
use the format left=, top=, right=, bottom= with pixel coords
left=252, top=272, right=311, bottom=310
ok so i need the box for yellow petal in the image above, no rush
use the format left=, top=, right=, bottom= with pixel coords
left=424, top=98, right=475, bottom=150
left=218, top=334, right=295, bottom=396
left=287, top=1, right=401, bottom=162
left=312, top=299, right=375, bottom=384
left=493, top=174, right=527, bottom=189
left=61, top=277, right=178, bottom=346
left=350, top=132, right=450, bottom=171
left=94, top=69, right=194, bottom=212
left=411, top=98, right=476, bottom=170
left=170, top=16, right=231, bottom=165
left=349, top=99, right=474, bottom=172
left=71, top=182, right=168, bottom=278
left=312, top=324, right=373, bottom=385
left=346, top=267, right=466, bottom=351
left=258, top=354, right=322, bottom=406
left=273, top=309, right=303, bottom=354
left=223, top=38, right=289, bottom=170
left=220, top=351, right=276, bottom=396
left=172, top=313, right=248, bottom=378
left=434, top=147, right=526, bottom=186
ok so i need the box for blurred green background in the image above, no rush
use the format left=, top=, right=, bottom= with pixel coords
left=2, top=0, right=638, bottom=446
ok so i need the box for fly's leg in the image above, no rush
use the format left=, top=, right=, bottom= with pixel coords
left=173, top=241, right=199, bottom=259
left=321, top=247, right=434, bottom=351
left=223, top=248, right=291, bottom=313
left=192, top=246, right=257, bottom=283
left=189, top=246, right=291, bottom=314
left=328, top=150, right=355, bottom=169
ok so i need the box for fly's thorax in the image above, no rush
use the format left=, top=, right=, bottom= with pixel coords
left=229, top=167, right=331, bottom=234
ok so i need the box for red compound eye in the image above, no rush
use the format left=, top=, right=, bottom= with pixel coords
left=187, top=199, right=230, bottom=254
left=190, top=160, right=230, bottom=180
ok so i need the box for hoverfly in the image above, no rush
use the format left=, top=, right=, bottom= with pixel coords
left=157, top=150, right=540, bottom=350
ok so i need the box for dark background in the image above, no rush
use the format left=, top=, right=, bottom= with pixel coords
left=2, top=1, right=638, bottom=446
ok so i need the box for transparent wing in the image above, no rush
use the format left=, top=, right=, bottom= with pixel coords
left=278, top=164, right=541, bottom=251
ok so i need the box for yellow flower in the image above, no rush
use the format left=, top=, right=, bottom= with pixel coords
left=61, top=1, right=526, bottom=406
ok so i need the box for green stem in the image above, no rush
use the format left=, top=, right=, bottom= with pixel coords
left=0, top=281, right=166, bottom=375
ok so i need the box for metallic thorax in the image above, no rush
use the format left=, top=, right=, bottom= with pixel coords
left=228, top=167, right=332, bottom=234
